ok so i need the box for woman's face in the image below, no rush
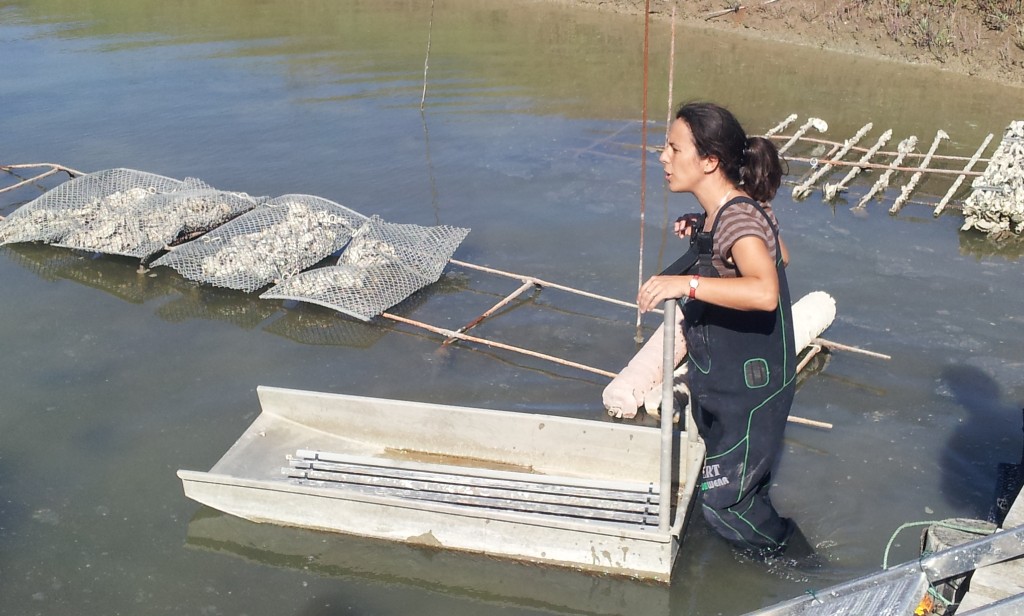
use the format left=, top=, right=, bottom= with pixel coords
left=659, top=118, right=710, bottom=193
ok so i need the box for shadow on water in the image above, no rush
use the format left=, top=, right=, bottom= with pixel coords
left=940, top=364, right=1023, bottom=518
left=3, top=243, right=183, bottom=303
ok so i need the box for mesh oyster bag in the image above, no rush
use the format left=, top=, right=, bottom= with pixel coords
left=56, top=179, right=261, bottom=259
left=261, top=215, right=470, bottom=321
left=152, top=195, right=367, bottom=292
left=0, top=168, right=185, bottom=246
left=962, top=121, right=1024, bottom=235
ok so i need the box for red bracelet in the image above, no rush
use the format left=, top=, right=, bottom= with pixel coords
left=688, top=275, right=701, bottom=300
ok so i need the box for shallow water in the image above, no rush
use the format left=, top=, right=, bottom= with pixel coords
left=2, top=1, right=1024, bottom=614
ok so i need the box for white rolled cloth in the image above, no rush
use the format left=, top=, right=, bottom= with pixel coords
left=602, top=305, right=685, bottom=419
left=602, top=291, right=837, bottom=419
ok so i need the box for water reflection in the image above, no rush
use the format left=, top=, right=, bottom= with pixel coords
left=958, top=229, right=1024, bottom=260
left=1, top=240, right=631, bottom=371
left=2, top=242, right=445, bottom=348
left=185, top=507, right=671, bottom=616
left=263, top=306, right=386, bottom=348
left=156, top=284, right=282, bottom=330
left=3, top=243, right=181, bottom=303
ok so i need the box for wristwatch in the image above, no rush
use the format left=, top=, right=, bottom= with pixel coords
left=688, top=275, right=701, bottom=300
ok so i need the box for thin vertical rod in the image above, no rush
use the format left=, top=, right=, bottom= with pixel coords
left=665, top=3, right=677, bottom=142
left=420, top=0, right=436, bottom=110
left=636, top=0, right=651, bottom=342
left=659, top=298, right=675, bottom=532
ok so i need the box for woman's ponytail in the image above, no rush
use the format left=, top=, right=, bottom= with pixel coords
left=739, top=136, right=784, bottom=203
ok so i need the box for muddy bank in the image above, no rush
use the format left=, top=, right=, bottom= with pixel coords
left=541, top=0, right=1024, bottom=90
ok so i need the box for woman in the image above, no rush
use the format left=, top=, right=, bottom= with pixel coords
left=637, top=102, right=799, bottom=557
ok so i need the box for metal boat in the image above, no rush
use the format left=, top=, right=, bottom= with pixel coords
left=177, top=384, right=705, bottom=582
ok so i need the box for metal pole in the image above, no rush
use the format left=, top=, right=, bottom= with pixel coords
left=659, top=298, right=676, bottom=532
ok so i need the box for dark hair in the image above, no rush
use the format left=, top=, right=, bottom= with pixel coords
left=676, top=102, right=785, bottom=203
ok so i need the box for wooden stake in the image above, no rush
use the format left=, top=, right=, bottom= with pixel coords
left=777, top=117, right=828, bottom=156
left=1, top=163, right=83, bottom=175
left=796, top=343, right=823, bottom=374
left=765, top=114, right=798, bottom=138
left=854, top=136, right=918, bottom=210
left=814, top=337, right=892, bottom=360
left=383, top=311, right=619, bottom=378
left=890, top=130, right=949, bottom=215
left=450, top=259, right=638, bottom=310
left=787, top=156, right=981, bottom=177
left=792, top=122, right=873, bottom=200
left=793, top=144, right=840, bottom=188
left=823, top=129, right=892, bottom=201
left=771, top=135, right=982, bottom=163
left=788, top=415, right=833, bottom=430
left=443, top=280, right=535, bottom=345
left=0, top=164, right=81, bottom=195
left=934, top=133, right=993, bottom=217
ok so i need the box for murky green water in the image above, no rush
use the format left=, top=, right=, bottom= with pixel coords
left=2, top=1, right=1024, bottom=614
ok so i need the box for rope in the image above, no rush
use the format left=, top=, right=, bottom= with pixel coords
left=881, top=519, right=994, bottom=570
left=926, top=585, right=954, bottom=609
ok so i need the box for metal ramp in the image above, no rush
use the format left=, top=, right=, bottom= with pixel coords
left=285, top=449, right=662, bottom=530
left=751, top=568, right=929, bottom=616
left=747, top=523, right=1024, bottom=616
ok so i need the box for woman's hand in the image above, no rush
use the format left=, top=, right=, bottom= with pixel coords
left=674, top=214, right=701, bottom=239
left=637, top=236, right=780, bottom=313
left=637, top=275, right=689, bottom=313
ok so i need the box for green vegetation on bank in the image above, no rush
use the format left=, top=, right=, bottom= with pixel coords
left=813, top=1, right=1024, bottom=61
left=670, top=0, right=1024, bottom=86
left=866, top=1, right=1022, bottom=57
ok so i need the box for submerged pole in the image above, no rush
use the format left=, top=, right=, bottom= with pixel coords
left=659, top=298, right=676, bottom=532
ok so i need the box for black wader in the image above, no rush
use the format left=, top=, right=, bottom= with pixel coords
left=681, top=197, right=797, bottom=555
